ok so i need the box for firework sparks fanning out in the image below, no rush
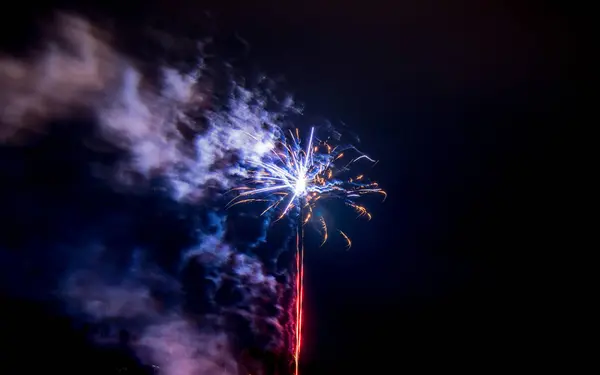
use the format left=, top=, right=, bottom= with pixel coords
left=228, top=126, right=385, bottom=236
left=228, top=126, right=385, bottom=374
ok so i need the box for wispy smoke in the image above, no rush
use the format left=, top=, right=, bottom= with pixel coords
left=1, top=12, right=298, bottom=374
left=0, top=13, right=299, bottom=200
left=62, top=252, right=240, bottom=375
left=138, top=320, right=238, bottom=375
left=183, top=230, right=285, bottom=349
left=0, top=15, right=119, bottom=140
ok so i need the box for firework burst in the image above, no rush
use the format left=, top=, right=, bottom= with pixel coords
left=228, top=127, right=385, bottom=243
left=228, top=126, right=385, bottom=374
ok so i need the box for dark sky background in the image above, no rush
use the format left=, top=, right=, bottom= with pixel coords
left=0, top=0, right=574, bottom=374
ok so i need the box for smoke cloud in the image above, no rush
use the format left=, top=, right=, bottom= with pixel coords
left=0, top=13, right=299, bottom=200
left=62, top=253, right=242, bottom=375
left=0, top=13, right=298, bottom=375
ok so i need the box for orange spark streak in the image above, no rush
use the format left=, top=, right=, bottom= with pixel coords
left=338, top=230, right=352, bottom=249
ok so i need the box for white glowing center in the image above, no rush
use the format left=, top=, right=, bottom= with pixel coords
left=295, top=177, right=307, bottom=195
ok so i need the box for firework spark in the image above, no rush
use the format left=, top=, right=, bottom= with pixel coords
left=228, top=126, right=385, bottom=374
left=228, top=126, right=385, bottom=237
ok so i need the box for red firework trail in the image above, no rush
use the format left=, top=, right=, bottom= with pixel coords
left=293, top=225, right=305, bottom=375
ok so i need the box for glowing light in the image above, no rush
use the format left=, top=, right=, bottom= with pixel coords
left=295, top=177, right=307, bottom=195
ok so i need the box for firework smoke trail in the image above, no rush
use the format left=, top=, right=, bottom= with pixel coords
left=229, top=127, right=385, bottom=373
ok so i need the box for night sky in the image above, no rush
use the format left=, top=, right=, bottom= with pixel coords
left=0, top=1, right=574, bottom=374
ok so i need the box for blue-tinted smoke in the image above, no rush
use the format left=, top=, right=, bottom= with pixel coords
left=0, top=13, right=299, bottom=375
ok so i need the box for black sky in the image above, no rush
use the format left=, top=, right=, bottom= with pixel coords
left=0, top=1, right=574, bottom=374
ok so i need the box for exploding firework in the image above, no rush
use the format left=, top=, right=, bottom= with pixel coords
left=228, top=126, right=385, bottom=374
left=228, top=127, right=386, bottom=242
